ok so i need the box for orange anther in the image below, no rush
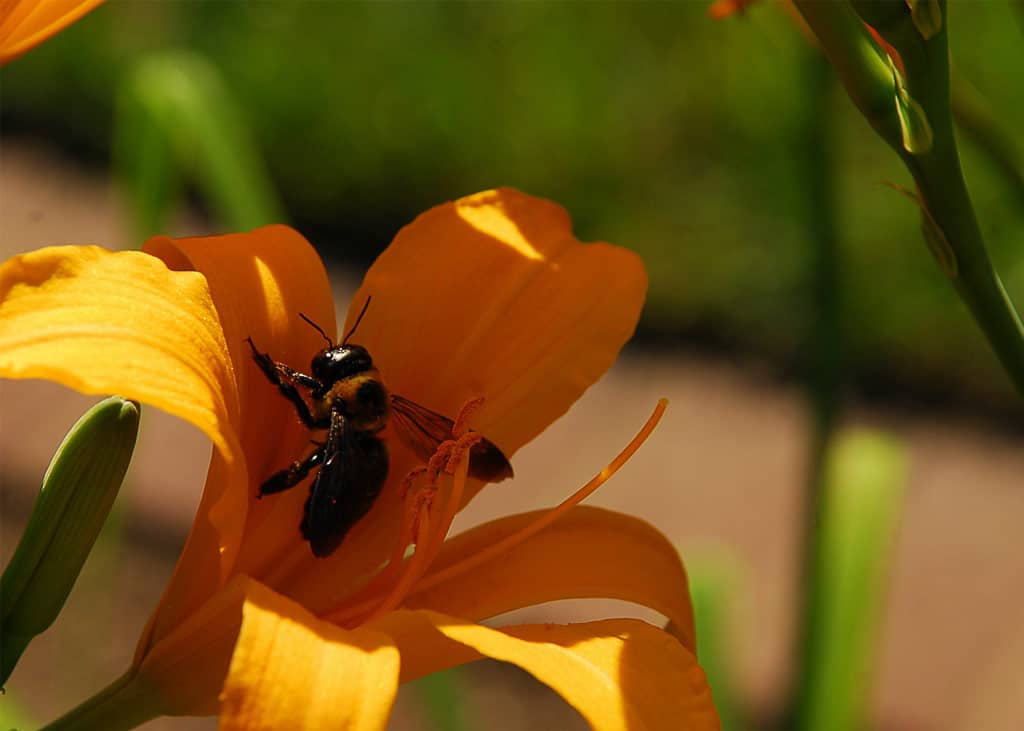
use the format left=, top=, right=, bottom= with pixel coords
left=452, top=396, right=486, bottom=438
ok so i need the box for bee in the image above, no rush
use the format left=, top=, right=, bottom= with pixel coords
left=245, top=299, right=513, bottom=558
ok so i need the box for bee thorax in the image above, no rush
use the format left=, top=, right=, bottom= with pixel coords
left=321, top=372, right=390, bottom=431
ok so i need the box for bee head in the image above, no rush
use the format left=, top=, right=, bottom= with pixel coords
left=312, top=344, right=373, bottom=383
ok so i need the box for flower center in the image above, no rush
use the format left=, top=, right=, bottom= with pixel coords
left=326, top=398, right=668, bottom=627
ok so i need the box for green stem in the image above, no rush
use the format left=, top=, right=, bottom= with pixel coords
left=795, top=0, right=1024, bottom=395
left=791, top=0, right=899, bottom=143
left=785, top=42, right=843, bottom=731
left=40, top=671, right=165, bottom=731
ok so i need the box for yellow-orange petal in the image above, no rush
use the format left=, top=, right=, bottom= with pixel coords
left=0, top=246, right=240, bottom=459
left=139, top=226, right=336, bottom=644
left=220, top=582, right=399, bottom=731
left=274, top=188, right=648, bottom=608
left=371, top=610, right=720, bottom=731
left=401, top=505, right=698, bottom=652
left=0, top=0, right=104, bottom=64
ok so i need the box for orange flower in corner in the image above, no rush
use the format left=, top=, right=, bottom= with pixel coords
left=0, top=0, right=104, bottom=65
left=0, top=189, right=719, bottom=729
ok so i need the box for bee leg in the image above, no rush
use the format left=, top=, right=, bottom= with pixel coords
left=246, top=337, right=322, bottom=428
left=259, top=444, right=325, bottom=497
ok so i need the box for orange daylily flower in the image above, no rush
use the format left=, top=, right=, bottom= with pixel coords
left=0, top=189, right=719, bottom=729
left=0, top=0, right=104, bottom=65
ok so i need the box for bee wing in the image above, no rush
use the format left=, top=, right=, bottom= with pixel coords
left=390, top=394, right=513, bottom=483
left=302, top=409, right=388, bottom=557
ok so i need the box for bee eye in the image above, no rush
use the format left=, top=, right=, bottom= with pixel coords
left=312, top=345, right=373, bottom=382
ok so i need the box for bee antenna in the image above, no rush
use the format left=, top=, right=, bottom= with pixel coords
left=341, top=296, right=372, bottom=345
left=299, top=313, right=334, bottom=347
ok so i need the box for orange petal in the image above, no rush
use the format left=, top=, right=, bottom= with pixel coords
left=371, top=610, right=720, bottom=731
left=140, top=226, right=336, bottom=644
left=348, top=187, right=647, bottom=457
left=274, top=188, right=647, bottom=609
left=220, top=582, right=399, bottom=731
left=136, top=576, right=255, bottom=717
left=0, top=0, right=104, bottom=64
left=131, top=575, right=399, bottom=729
left=402, top=505, right=699, bottom=652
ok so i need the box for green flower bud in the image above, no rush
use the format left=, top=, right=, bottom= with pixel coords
left=1, top=396, right=140, bottom=686
left=888, top=54, right=934, bottom=155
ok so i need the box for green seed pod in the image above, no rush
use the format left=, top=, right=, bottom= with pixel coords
left=1, top=396, right=140, bottom=686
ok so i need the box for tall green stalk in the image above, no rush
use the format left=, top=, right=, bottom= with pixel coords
left=784, top=42, right=844, bottom=731
left=793, top=0, right=1024, bottom=395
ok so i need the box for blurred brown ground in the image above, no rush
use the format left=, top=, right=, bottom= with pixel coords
left=2, top=142, right=1024, bottom=730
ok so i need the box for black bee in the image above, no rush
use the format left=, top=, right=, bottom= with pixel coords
left=245, top=299, right=513, bottom=557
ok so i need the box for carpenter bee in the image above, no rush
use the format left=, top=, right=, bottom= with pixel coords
left=245, top=299, right=513, bottom=558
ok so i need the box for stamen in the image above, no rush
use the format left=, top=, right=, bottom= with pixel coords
left=364, top=491, right=437, bottom=621
left=388, top=398, right=668, bottom=597
left=420, top=450, right=469, bottom=568
left=331, top=480, right=422, bottom=625
left=326, top=398, right=667, bottom=627
left=451, top=396, right=486, bottom=437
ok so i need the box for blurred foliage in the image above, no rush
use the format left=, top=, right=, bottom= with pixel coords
left=1, top=1, right=1022, bottom=403
left=795, top=429, right=908, bottom=731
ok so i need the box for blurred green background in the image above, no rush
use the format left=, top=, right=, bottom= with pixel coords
left=2, top=0, right=1022, bottom=410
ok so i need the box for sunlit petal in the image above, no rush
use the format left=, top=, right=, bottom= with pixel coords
left=0, top=0, right=104, bottom=64
left=348, top=187, right=647, bottom=457
left=220, top=582, right=399, bottom=731
left=402, top=505, right=698, bottom=652
left=276, top=188, right=647, bottom=608
left=371, top=610, right=720, bottom=731
left=141, top=226, right=336, bottom=644
left=0, top=245, right=240, bottom=460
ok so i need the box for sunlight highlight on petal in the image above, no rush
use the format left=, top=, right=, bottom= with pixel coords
left=0, top=245, right=241, bottom=463
left=371, top=610, right=720, bottom=731
left=221, top=583, right=399, bottom=731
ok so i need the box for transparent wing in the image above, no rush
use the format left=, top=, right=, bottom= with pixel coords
left=390, top=394, right=513, bottom=483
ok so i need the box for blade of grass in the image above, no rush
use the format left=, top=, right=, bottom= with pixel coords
left=114, top=51, right=285, bottom=240
left=688, top=555, right=745, bottom=731
left=798, top=430, right=908, bottom=731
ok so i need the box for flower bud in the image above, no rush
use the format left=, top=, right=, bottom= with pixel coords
left=1, top=396, right=139, bottom=685
left=888, top=55, right=934, bottom=154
